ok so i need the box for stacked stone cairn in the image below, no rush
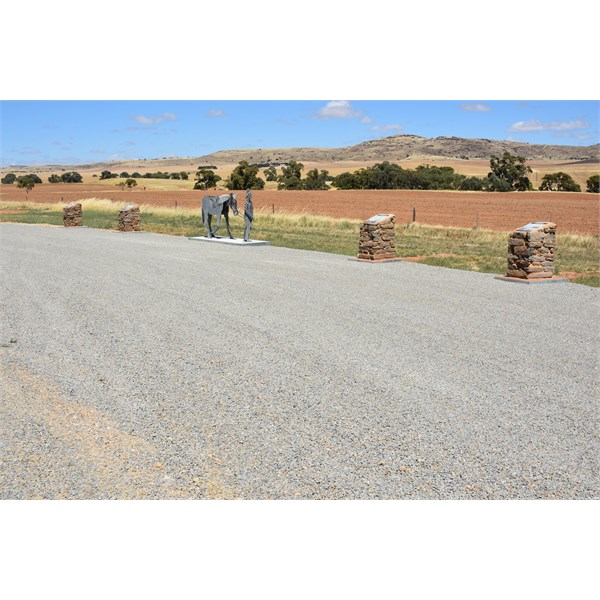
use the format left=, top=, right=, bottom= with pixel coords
left=63, top=202, right=83, bottom=227
left=358, top=213, right=396, bottom=261
left=507, top=221, right=557, bottom=279
left=118, top=204, right=141, bottom=232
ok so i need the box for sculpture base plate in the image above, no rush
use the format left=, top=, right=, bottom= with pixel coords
left=494, top=275, right=568, bottom=284
left=188, top=236, right=270, bottom=246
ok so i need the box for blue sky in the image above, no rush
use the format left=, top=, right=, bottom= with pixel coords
left=1, top=100, right=598, bottom=167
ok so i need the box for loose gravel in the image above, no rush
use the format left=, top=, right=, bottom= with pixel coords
left=1, top=223, right=598, bottom=499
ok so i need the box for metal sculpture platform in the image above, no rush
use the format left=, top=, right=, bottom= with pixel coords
left=188, top=236, right=270, bottom=246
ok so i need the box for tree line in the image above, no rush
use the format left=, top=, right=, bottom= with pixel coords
left=99, top=170, right=189, bottom=180
left=193, top=154, right=598, bottom=193
left=330, top=153, right=595, bottom=193
left=2, top=155, right=598, bottom=194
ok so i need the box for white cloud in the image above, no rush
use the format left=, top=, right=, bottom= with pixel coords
left=316, top=100, right=362, bottom=119
left=460, top=103, right=492, bottom=112
left=207, top=110, right=226, bottom=117
left=361, top=116, right=374, bottom=124
left=130, top=112, right=177, bottom=125
left=508, top=119, right=589, bottom=132
left=370, top=124, right=404, bottom=133
left=552, top=131, right=596, bottom=140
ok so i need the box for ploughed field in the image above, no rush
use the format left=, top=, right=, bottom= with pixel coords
left=2, top=184, right=598, bottom=235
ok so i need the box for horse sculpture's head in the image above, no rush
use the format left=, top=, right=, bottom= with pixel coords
left=229, top=193, right=240, bottom=216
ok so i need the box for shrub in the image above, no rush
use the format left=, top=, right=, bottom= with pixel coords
left=539, top=172, right=581, bottom=192
left=1, top=173, right=17, bottom=184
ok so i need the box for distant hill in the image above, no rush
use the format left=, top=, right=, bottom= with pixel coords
left=3, top=135, right=598, bottom=173
left=196, top=135, right=600, bottom=164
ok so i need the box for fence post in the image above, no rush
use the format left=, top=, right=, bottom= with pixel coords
left=412, top=207, right=416, bottom=223
left=272, top=203, right=275, bottom=214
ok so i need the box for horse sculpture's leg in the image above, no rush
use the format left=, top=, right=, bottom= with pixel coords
left=211, top=214, right=222, bottom=237
left=224, top=206, right=234, bottom=239
left=206, top=213, right=214, bottom=237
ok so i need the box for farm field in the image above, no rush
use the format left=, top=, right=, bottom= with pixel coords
left=2, top=184, right=598, bottom=235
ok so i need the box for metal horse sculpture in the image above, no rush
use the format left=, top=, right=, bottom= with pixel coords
left=201, top=193, right=239, bottom=238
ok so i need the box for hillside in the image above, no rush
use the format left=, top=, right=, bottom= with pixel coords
left=195, top=135, right=600, bottom=164
left=3, top=135, right=598, bottom=174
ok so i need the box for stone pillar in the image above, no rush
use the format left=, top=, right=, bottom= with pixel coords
left=63, top=202, right=83, bottom=227
left=358, top=213, right=396, bottom=261
left=118, top=204, right=141, bottom=232
left=507, top=221, right=557, bottom=279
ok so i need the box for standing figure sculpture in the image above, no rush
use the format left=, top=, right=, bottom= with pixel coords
left=243, top=189, right=254, bottom=242
left=201, top=193, right=239, bottom=238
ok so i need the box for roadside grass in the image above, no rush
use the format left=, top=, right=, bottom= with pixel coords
left=2, top=199, right=598, bottom=287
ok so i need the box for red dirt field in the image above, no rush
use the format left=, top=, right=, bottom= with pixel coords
left=2, top=185, right=598, bottom=235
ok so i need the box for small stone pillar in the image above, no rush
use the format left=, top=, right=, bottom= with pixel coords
left=118, top=204, right=141, bottom=232
left=358, top=213, right=396, bottom=261
left=507, top=221, right=556, bottom=279
left=63, top=202, right=83, bottom=227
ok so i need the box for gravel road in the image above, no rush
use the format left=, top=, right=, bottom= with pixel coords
left=1, top=223, right=598, bottom=499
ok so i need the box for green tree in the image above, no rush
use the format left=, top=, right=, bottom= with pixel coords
left=120, top=172, right=130, bottom=178
left=277, top=160, right=304, bottom=189
left=280, top=160, right=303, bottom=180
left=1, top=173, right=17, bottom=184
left=100, top=170, right=114, bottom=180
left=225, top=161, right=265, bottom=190
left=48, top=174, right=62, bottom=183
left=414, top=165, right=465, bottom=190
left=483, top=174, right=513, bottom=192
left=131, top=172, right=142, bottom=178
left=61, top=171, right=83, bottom=183
left=459, top=176, right=486, bottom=191
left=194, top=169, right=222, bottom=190
left=362, top=162, right=405, bottom=189
left=263, top=166, right=278, bottom=181
left=539, top=172, right=581, bottom=192
left=125, top=178, right=137, bottom=189
left=488, top=152, right=532, bottom=191
left=180, top=171, right=189, bottom=180
left=16, top=175, right=36, bottom=197
left=303, top=168, right=330, bottom=190
left=117, top=181, right=126, bottom=190
left=170, top=172, right=181, bottom=180
left=586, top=175, right=599, bottom=193
left=24, top=173, right=43, bottom=184
left=332, top=172, right=359, bottom=189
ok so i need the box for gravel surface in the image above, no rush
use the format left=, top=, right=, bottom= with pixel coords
left=1, top=223, right=598, bottom=499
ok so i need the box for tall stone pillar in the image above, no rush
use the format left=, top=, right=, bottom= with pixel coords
left=506, top=221, right=557, bottom=279
left=118, top=204, right=141, bottom=232
left=358, top=214, right=396, bottom=261
left=63, top=202, right=83, bottom=227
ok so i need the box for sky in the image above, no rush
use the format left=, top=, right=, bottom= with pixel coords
left=1, top=100, right=598, bottom=167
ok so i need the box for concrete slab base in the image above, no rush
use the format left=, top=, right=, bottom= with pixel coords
left=494, top=275, right=569, bottom=284
left=188, top=236, right=270, bottom=246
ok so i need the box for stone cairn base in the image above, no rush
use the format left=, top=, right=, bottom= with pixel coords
left=63, top=202, right=83, bottom=227
left=358, top=213, right=396, bottom=260
left=118, top=204, right=141, bottom=231
left=507, top=221, right=556, bottom=279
